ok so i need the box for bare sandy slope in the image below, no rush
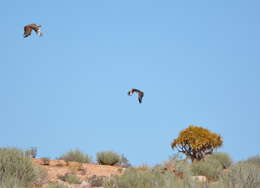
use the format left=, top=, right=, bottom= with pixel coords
left=32, top=158, right=123, bottom=186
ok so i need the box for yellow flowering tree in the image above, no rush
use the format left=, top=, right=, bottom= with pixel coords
left=171, top=125, right=223, bottom=161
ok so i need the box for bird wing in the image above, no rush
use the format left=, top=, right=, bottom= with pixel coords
left=30, top=24, right=40, bottom=33
left=132, top=88, right=141, bottom=93
left=138, top=92, right=144, bottom=103
left=24, top=25, right=33, bottom=36
left=128, top=88, right=144, bottom=103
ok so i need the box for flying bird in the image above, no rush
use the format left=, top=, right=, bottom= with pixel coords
left=128, top=88, right=144, bottom=103
left=24, top=24, right=43, bottom=38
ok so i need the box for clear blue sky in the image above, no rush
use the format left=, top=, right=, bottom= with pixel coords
left=1, top=0, right=259, bottom=166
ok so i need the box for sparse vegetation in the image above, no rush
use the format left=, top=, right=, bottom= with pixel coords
left=103, top=156, right=260, bottom=188
left=171, top=125, right=223, bottom=161
left=97, top=151, right=121, bottom=165
left=135, top=164, right=151, bottom=171
left=58, top=173, right=81, bottom=184
left=55, top=160, right=67, bottom=167
left=0, top=182, right=23, bottom=188
left=244, top=155, right=260, bottom=169
left=67, top=161, right=85, bottom=173
left=33, top=165, right=48, bottom=187
left=58, top=149, right=92, bottom=163
left=47, top=183, right=68, bottom=188
left=207, top=152, right=232, bottom=169
left=218, top=162, right=260, bottom=188
left=41, top=157, right=50, bottom=165
left=0, top=148, right=38, bottom=188
left=104, top=168, right=164, bottom=188
left=162, top=154, right=191, bottom=178
left=104, top=167, right=201, bottom=188
left=191, top=157, right=222, bottom=181
left=0, top=131, right=259, bottom=188
left=88, top=175, right=107, bottom=187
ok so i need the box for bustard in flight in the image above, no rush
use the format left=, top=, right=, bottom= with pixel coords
left=24, top=24, right=43, bottom=38
left=128, top=88, right=144, bottom=103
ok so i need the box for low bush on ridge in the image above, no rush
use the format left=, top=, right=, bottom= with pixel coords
left=207, top=152, right=233, bottom=169
left=58, top=149, right=92, bottom=163
left=97, top=151, right=121, bottom=166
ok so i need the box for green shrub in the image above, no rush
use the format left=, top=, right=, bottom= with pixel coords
left=0, top=148, right=38, bottom=187
left=245, top=156, right=260, bottom=169
left=104, top=168, right=201, bottom=188
left=97, top=151, right=121, bottom=165
left=218, top=162, right=260, bottom=188
left=88, top=175, right=107, bottom=187
left=33, top=165, right=48, bottom=187
left=207, top=152, right=233, bottom=169
left=0, top=182, right=23, bottom=188
left=165, top=154, right=192, bottom=177
left=191, top=158, right=222, bottom=181
left=58, top=149, right=92, bottom=163
left=58, top=173, right=81, bottom=184
left=48, top=183, right=68, bottom=188
left=104, top=168, right=164, bottom=188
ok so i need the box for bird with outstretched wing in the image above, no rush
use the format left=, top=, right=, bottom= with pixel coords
left=128, top=88, right=144, bottom=103
left=24, top=24, right=43, bottom=38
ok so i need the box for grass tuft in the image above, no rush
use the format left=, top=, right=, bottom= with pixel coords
left=0, top=147, right=38, bottom=187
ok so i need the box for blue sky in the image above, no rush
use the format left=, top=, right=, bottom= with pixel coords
left=1, top=0, right=260, bottom=166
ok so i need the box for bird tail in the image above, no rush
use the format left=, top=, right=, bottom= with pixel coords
left=37, top=30, right=43, bottom=37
